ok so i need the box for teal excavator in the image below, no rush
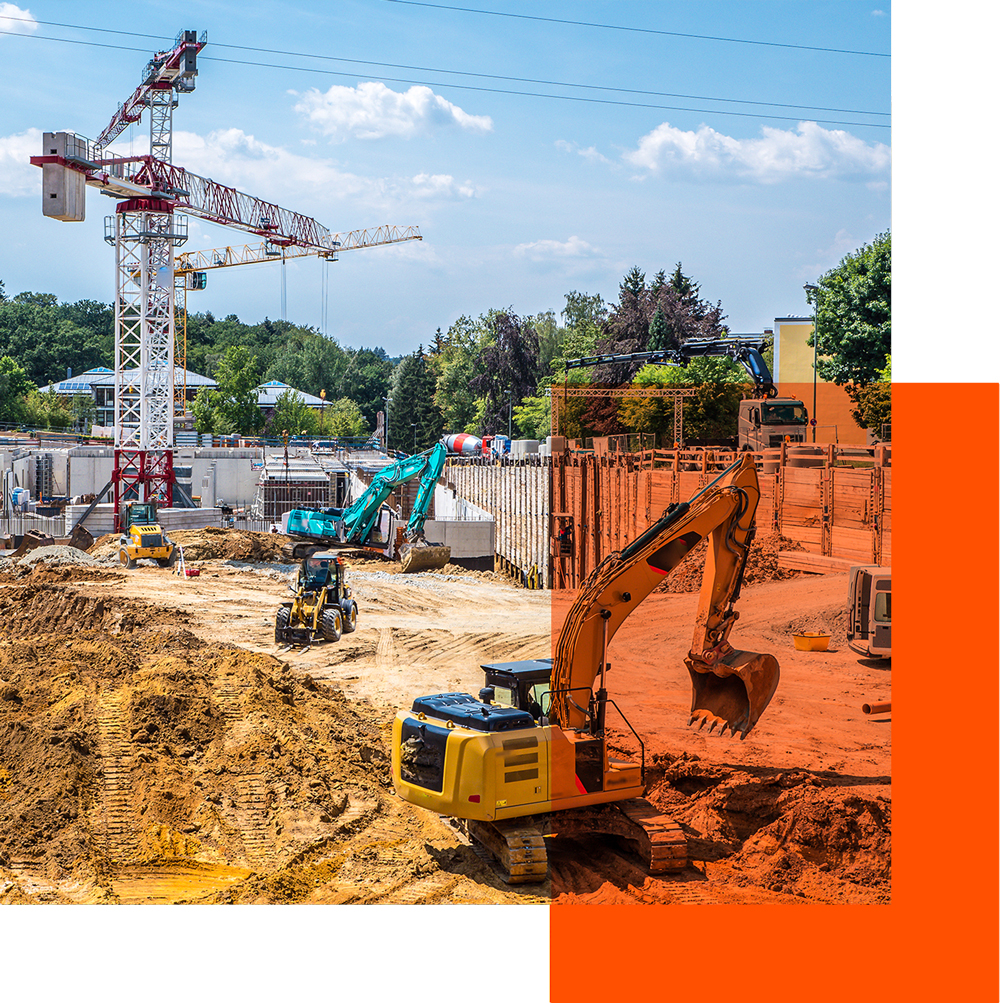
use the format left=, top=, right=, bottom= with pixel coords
left=282, top=442, right=452, bottom=573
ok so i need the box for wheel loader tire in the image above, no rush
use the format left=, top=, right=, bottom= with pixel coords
left=342, top=601, right=358, bottom=633
left=320, top=607, right=342, bottom=643
left=275, top=607, right=291, bottom=644
left=119, top=547, right=135, bottom=569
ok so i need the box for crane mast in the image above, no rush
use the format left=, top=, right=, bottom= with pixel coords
left=30, top=29, right=423, bottom=530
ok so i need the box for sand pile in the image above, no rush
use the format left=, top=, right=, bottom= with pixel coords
left=0, top=584, right=392, bottom=904
left=89, top=528, right=291, bottom=564
left=656, top=534, right=803, bottom=594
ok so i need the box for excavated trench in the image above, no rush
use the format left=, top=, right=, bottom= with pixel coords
left=0, top=564, right=890, bottom=905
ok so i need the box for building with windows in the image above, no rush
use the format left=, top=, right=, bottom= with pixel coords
left=38, top=366, right=217, bottom=427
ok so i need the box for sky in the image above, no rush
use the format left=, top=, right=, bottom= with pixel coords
left=0, top=0, right=895, bottom=360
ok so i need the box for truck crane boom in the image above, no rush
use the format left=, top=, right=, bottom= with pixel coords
left=391, top=452, right=780, bottom=881
left=563, top=337, right=778, bottom=398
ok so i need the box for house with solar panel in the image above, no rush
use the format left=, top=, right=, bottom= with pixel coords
left=37, top=366, right=218, bottom=429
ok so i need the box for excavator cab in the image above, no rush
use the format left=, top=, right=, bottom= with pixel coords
left=478, top=659, right=554, bottom=722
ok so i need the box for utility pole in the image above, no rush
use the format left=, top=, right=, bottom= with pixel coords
left=804, top=283, right=819, bottom=443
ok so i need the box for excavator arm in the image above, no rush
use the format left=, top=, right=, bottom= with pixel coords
left=402, top=441, right=448, bottom=540
left=341, top=442, right=447, bottom=544
left=551, top=452, right=779, bottom=739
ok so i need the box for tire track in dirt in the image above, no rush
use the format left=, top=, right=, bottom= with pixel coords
left=94, top=689, right=135, bottom=862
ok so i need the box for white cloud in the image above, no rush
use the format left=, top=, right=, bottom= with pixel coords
left=105, top=128, right=474, bottom=217
left=623, top=120, right=891, bottom=183
left=793, top=228, right=861, bottom=282
left=407, top=173, right=476, bottom=199
left=514, top=235, right=600, bottom=261
left=0, top=3, right=36, bottom=34
left=555, top=139, right=613, bottom=165
left=292, top=82, right=493, bottom=141
left=871, top=9, right=887, bottom=16
left=0, top=128, right=41, bottom=196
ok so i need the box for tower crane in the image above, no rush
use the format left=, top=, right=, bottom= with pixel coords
left=30, top=29, right=423, bottom=529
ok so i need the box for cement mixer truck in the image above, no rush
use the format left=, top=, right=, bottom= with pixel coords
left=443, top=433, right=511, bottom=456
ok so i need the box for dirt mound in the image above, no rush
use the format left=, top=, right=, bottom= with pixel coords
left=642, top=753, right=890, bottom=903
left=89, top=528, right=291, bottom=564
left=0, top=583, right=179, bottom=639
left=776, top=604, right=854, bottom=645
left=656, top=533, right=804, bottom=594
left=0, top=586, right=393, bottom=903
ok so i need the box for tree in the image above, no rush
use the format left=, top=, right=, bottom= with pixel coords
left=0, top=356, right=34, bottom=425
left=617, top=360, right=750, bottom=444
left=468, top=310, right=539, bottom=435
left=811, top=231, right=891, bottom=385
left=595, top=264, right=727, bottom=383
left=389, top=347, right=443, bottom=452
left=433, top=314, right=491, bottom=434
left=844, top=352, right=891, bottom=434
left=335, top=347, right=392, bottom=430
left=265, top=388, right=318, bottom=438
left=191, top=345, right=263, bottom=434
left=325, top=397, right=369, bottom=438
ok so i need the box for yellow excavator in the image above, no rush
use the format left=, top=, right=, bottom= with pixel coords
left=391, top=453, right=780, bottom=882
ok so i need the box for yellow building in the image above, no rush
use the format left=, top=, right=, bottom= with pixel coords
left=771, top=316, right=870, bottom=444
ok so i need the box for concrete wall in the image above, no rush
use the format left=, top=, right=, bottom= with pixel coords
left=12, top=447, right=266, bottom=506
left=65, top=503, right=225, bottom=537
left=433, top=482, right=492, bottom=521
left=423, top=519, right=495, bottom=558
left=442, top=456, right=550, bottom=587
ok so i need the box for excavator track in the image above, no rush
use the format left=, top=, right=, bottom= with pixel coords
left=552, top=799, right=686, bottom=874
left=462, top=799, right=684, bottom=885
left=465, top=818, right=549, bottom=884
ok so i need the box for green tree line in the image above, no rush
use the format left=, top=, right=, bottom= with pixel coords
left=0, top=234, right=889, bottom=443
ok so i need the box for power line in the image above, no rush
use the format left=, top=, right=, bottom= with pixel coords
left=381, top=0, right=892, bottom=58
left=205, top=53, right=890, bottom=129
left=0, top=22, right=890, bottom=129
left=0, top=15, right=890, bottom=118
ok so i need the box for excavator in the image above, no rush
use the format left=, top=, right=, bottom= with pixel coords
left=564, top=336, right=809, bottom=450
left=282, top=441, right=452, bottom=573
left=392, top=452, right=780, bottom=882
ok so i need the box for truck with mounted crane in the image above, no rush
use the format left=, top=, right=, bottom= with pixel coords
left=391, top=452, right=780, bottom=882
left=564, top=336, right=809, bottom=450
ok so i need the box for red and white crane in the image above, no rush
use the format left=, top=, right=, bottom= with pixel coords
left=31, top=29, right=421, bottom=528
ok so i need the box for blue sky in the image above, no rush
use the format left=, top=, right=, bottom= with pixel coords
left=1, top=0, right=894, bottom=358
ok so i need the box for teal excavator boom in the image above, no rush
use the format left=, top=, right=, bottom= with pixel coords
left=282, top=443, right=452, bottom=572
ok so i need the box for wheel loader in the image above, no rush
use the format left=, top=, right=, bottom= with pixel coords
left=118, top=500, right=176, bottom=569
left=392, top=453, right=781, bottom=883
left=275, top=551, right=359, bottom=645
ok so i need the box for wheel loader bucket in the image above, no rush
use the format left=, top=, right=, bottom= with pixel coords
left=685, top=648, right=780, bottom=740
left=400, top=541, right=451, bottom=574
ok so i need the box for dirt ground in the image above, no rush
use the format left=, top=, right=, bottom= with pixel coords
left=0, top=530, right=889, bottom=905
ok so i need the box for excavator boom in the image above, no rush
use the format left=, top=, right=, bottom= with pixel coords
left=283, top=442, right=451, bottom=571
left=551, top=452, right=779, bottom=738
left=391, top=452, right=779, bottom=881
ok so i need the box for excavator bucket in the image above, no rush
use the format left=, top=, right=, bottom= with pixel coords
left=399, top=540, right=451, bottom=574
left=685, top=648, right=780, bottom=740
